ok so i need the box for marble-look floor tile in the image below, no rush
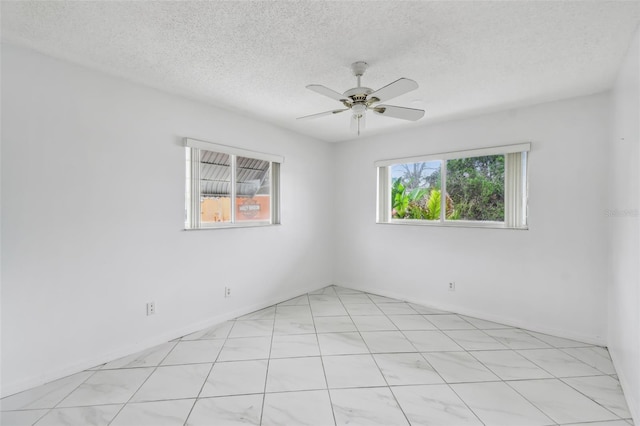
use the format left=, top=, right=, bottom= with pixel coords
left=110, top=399, right=194, bottom=426
left=368, top=294, right=404, bottom=304
left=508, top=379, right=619, bottom=424
left=181, top=321, right=233, bottom=341
left=131, top=364, right=210, bottom=402
left=262, top=390, right=335, bottom=426
left=469, top=350, right=553, bottom=380
left=0, top=372, right=93, bottom=411
left=270, top=334, right=320, bottom=358
left=360, top=331, right=416, bottom=353
left=343, top=303, right=383, bottom=316
left=562, top=346, right=616, bottom=374
left=228, top=319, right=274, bottom=338
left=308, top=294, right=340, bottom=303
left=217, top=336, right=271, bottom=361
left=237, top=306, right=276, bottom=321
left=526, top=331, right=592, bottom=348
left=425, top=314, right=476, bottom=330
left=36, top=404, right=122, bottom=426
left=387, top=315, right=437, bottom=331
left=337, top=293, right=372, bottom=304
left=452, top=381, right=554, bottom=426
left=273, top=317, right=315, bottom=335
left=403, top=330, right=463, bottom=352
left=58, top=368, right=153, bottom=407
left=100, top=342, right=177, bottom=370
left=374, top=353, right=443, bottom=385
left=317, top=332, right=369, bottom=355
left=563, top=375, right=631, bottom=418
left=518, top=349, right=602, bottom=377
left=408, top=304, right=448, bottom=314
left=351, top=315, right=397, bottom=331
left=186, top=394, right=262, bottom=426
left=330, top=387, right=409, bottom=426
left=484, top=329, right=551, bottom=349
left=423, top=352, right=500, bottom=383
left=376, top=303, right=418, bottom=315
left=0, top=409, right=48, bottom=426
left=200, top=359, right=267, bottom=397
left=444, top=330, right=507, bottom=350
left=266, top=357, right=326, bottom=392
left=314, top=316, right=357, bottom=333
left=308, top=286, right=337, bottom=296
left=278, top=295, right=309, bottom=306
left=309, top=302, right=348, bottom=317
left=334, top=286, right=362, bottom=294
left=322, top=354, right=386, bottom=388
left=460, top=316, right=513, bottom=329
left=161, top=340, right=224, bottom=365
left=275, top=305, right=313, bottom=320
left=392, top=384, right=482, bottom=426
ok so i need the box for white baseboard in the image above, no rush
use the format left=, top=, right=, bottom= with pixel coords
left=1, top=283, right=330, bottom=398
left=338, top=282, right=607, bottom=347
left=608, top=346, right=639, bottom=424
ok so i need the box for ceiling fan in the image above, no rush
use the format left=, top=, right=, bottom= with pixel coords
left=298, top=61, right=425, bottom=135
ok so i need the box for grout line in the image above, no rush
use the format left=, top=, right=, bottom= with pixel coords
left=308, top=291, right=338, bottom=426
left=557, top=377, right=631, bottom=421
left=557, top=346, right=616, bottom=375
left=107, top=338, right=187, bottom=425
left=334, top=289, right=413, bottom=425
left=257, top=300, right=277, bottom=426
left=181, top=319, right=235, bottom=425
left=12, top=369, right=101, bottom=424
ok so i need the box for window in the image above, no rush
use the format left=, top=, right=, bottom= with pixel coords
left=377, top=143, right=529, bottom=229
left=185, top=138, right=282, bottom=229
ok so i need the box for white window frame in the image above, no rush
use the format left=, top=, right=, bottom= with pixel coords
left=185, top=138, right=283, bottom=230
left=376, top=143, right=530, bottom=229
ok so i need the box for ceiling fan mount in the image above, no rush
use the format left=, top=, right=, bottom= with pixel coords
left=298, top=61, right=425, bottom=135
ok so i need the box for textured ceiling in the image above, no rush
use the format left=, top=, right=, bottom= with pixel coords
left=2, top=1, right=639, bottom=142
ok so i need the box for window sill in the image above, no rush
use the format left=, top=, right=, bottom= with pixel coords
left=184, top=223, right=280, bottom=231
left=378, top=220, right=528, bottom=230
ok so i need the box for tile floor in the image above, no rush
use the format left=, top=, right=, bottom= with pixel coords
left=1, top=286, right=634, bottom=426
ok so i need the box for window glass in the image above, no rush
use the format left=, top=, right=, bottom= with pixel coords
left=446, top=155, right=504, bottom=222
left=235, top=156, right=271, bottom=223
left=390, top=160, right=441, bottom=220
left=200, top=151, right=231, bottom=224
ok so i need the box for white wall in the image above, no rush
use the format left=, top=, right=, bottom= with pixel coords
left=608, top=27, right=640, bottom=422
left=2, top=38, right=637, bottom=411
left=0, top=44, right=334, bottom=396
left=334, top=93, right=611, bottom=345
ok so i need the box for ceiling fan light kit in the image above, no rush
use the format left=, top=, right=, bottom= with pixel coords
left=298, top=61, right=425, bottom=135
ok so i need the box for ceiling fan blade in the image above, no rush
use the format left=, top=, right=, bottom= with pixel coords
left=306, top=85, right=350, bottom=103
left=368, top=78, right=418, bottom=103
left=297, top=108, right=348, bottom=120
left=372, top=105, right=425, bottom=121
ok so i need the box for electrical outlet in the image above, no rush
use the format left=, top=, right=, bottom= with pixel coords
left=146, top=302, right=156, bottom=315
left=225, top=286, right=231, bottom=298
left=448, top=282, right=456, bottom=291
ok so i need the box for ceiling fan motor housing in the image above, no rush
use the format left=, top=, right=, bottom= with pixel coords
left=344, top=87, right=373, bottom=102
